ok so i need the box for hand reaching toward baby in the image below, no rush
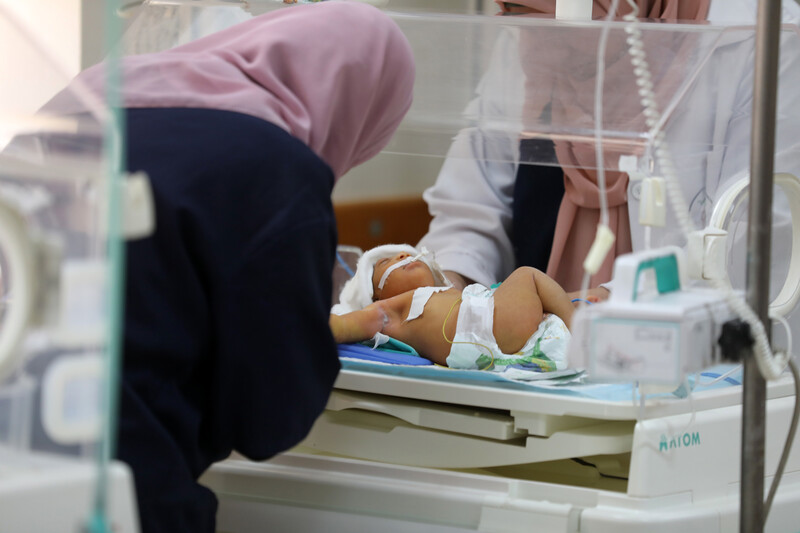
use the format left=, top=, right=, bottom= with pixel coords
left=329, top=304, right=388, bottom=344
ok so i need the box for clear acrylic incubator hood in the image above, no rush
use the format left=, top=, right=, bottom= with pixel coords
left=99, top=2, right=800, bottom=532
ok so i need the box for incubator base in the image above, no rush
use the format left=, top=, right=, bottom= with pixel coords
left=200, top=369, right=800, bottom=533
left=0, top=449, right=139, bottom=533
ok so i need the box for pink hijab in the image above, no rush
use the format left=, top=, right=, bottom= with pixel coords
left=43, top=2, right=415, bottom=180
left=499, top=0, right=709, bottom=291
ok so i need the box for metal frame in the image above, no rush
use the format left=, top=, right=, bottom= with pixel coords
left=742, top=0, right=783, bottom=530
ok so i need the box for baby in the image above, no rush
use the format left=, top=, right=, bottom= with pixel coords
left=330, top=244, right=574, bottom=371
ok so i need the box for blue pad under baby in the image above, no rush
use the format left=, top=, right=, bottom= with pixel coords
left=338, top=340, right=432, bottom=366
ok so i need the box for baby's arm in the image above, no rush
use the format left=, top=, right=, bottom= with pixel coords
left=329, top=291, right=414, bottom=345
left=566, top=286, right=610, bottom=304
left=329, top=306, right=387, bottom=344
left=331, top=289, right=460, bottom=366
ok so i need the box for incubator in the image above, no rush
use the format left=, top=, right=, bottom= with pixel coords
left=86, top=1, right=800, bottom=532
left=0, top=5, right=141, bottom=532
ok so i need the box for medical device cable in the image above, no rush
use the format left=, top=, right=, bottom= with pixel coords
left=772, top=312, right=794, bottom=359
left=570, top=457, right=629, bottom=481
left=441, top=296, right=496, bottom=371
left=684, top=383, right=697, bottom=429
left=593, top=3, right=614, bottom=230
left=578, top=0, right=620, bottom=306
left=636, top=384, right=646, bottom=420
left=762, top=311, right=799, bottom=519
left=336, top=250, right=356, bottom=278
left=764, top=357, right=800, bottom=518
left=578, top=272, right=591, bottom=308
left=622, top=1, right=798, bottom=524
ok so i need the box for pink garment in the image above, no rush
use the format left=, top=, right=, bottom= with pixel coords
left=503, top=0, right=709, bottom=291
left=43, top=2, right=415, bottom=180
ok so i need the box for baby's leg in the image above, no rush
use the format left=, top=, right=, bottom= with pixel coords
left=493, top=267, right=573, bottom=354
left=528, top=268, right=574, bottom=329
left=493, top=267, right=544, bottom=354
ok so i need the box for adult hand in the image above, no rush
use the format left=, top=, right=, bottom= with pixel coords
left=444, top=270, right=475, bottom=291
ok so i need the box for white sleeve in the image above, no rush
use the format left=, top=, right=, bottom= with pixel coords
left=707, top=0, right=800, bottom=26
left=418, top=128, right=518, bottom=287
left=417, top=31, right=523, bottom=287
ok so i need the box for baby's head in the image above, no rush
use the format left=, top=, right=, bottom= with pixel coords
left=332, top=244, right=452, bottom=314
left=371, top=249, right=436, bottom=299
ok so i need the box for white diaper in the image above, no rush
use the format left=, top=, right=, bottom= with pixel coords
left=445, top=284, right=570, bottom=372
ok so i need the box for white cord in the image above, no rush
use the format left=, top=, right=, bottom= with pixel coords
left=578, top=271, right=591, bottom=306
left=765, top=357, right=800, bottom=517
left=772, top=312, right=794, bottom=360
left=680, top=381, right=697, bottom=432
left=579, top=0, right=623, bottom=283
left=621, top=0, right=789, bottom=381
left=593, top=2, right=617, bottom=229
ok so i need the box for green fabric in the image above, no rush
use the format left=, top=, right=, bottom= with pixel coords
left=361, top=336, right=419, bottom=356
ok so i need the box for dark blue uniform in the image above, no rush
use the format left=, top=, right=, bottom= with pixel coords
left=119, top=108, right=340, bottom=533
left=511, top=138, right=565, bottom=271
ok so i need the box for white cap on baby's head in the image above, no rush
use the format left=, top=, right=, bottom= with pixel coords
left=331, top=244, right=452, bottom=315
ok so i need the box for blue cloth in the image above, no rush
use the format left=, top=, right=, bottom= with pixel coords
left=338, top=342, right=432, bottom=366
left=339, top=359, right=580, bottom=390
left=118, top=108, right=340, bottom=533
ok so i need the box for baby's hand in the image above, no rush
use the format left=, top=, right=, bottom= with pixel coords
left=329, top=304, right=388, bottom=344
left=358, top=303, right=390, bottom=337
left=567, top=287, right=610, bottom=306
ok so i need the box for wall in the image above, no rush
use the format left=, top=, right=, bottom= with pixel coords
left=0, top=0, right=501, bottom=246
left=332, top=0, right=500, bottom=247
left=0, top=0, right=107, bottom=116
left=334, top=0, right=498, bottom=204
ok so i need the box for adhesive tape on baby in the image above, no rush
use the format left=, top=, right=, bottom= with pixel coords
left=709, top=173, right=800, bottom=317
left=378, top=254, right=418, bottom=290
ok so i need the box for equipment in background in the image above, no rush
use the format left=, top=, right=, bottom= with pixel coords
left=569, top=247, right=737, bottom=387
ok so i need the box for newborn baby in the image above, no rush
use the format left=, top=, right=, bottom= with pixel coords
left=330, top=244, right=573, bottom=371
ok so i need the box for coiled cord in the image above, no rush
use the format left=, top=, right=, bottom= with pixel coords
left=621, top=0, right=789, bottom=380
left=617, top=2, right=798, bottom=526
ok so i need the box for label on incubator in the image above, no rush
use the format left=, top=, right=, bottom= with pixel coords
left=41, top=354, right=103, bottom=444
left=589, top=318, right=680, bottom=382
left=54, top=259, right=106, bottom=346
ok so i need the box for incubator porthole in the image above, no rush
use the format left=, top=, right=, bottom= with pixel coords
left=0, top=200, right=35, bottom=382
left=710, top=173, right=800, bottom=318
left=0, top=249, right=8, bottom=330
